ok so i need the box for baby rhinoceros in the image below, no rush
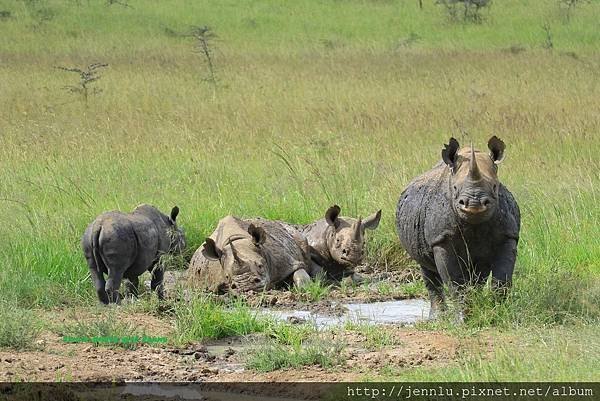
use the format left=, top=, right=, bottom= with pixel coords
left=396, top=136, right=520, bottom=321
left=295, top=205, right=382, bottom=280
left=187, top=216, right=312, bottom=293
left=81, top=204, right=186, bottom=304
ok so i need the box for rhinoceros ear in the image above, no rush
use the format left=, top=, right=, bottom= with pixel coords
left=202, top=238, right=222, bottom=261
left=170, top=206, right=180, bottom=222
left=442, top=137, right=460, bottom=168
left=248, top=224, right=266, bottom=246
left=325, top=205, right=341, bottom=228
left=488, top=136, right=506, bottom=164
left=362, top=209, right=382, bottom=231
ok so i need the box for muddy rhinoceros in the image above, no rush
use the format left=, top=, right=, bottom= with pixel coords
left=395, top=137, right=520, bottom=321
left=290, top=205, right=382, bottom=280
left=187, top=216, right=313, bottom=293
left=81, top=204, right=186, bottom=304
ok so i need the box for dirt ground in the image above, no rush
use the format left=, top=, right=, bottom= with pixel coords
left=0, top=266, right=471, bottom=384
left=0, top=311, right=460, bottom=382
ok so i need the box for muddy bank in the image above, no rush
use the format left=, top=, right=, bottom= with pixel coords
left=0, top=311, right=458, bottom=382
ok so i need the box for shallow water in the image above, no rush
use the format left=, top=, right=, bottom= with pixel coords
left=262, top=299, right=430, bottom=328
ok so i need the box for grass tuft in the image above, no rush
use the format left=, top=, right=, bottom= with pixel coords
left=57, top=310, right=145, bottom=350
left=291, top=272, right=332, bottom=302
left=246, top=336, right=346, bottom=372
left=0, top=302, right=41, bottom=350
left=174, top=294, right=269, bottom=344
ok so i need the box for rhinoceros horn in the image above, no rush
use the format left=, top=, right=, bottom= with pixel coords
left=353, top=216, right=362, bottom=240
left=469, top=142, right=482, bottom=181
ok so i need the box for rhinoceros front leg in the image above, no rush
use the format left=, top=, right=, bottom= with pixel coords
left=491, top=239, right=517, bottom=299
left=89, top=266, right=109, bottom=305
left=292, top=268, right=312, bottom=289
left=433, top=244, right=468, bottom=323
left=308, top=259, right=324, bottom=277
left=420, top=266, right=446, bottom=320
left=150, top=266, right=165, bottom=300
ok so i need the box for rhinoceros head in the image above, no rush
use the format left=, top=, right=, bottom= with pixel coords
left=167, top=206, right=186, bottom=253
left=201, top=224, right=270, bottom=292
left=442, top=136, right=506, bottom=224
left=324, top=205, right=382, bottom=267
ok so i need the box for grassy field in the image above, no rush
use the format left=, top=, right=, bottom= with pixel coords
left=0, top=0, right=599, bottom=381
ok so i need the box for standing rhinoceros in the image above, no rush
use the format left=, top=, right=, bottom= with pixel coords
left=395, top=137, right=520, bottom=321
left=81, top=204, right=186, bottom=304
left=187, top=216, right=313, bottom=293
left=290, top=205, right=382, bottom=280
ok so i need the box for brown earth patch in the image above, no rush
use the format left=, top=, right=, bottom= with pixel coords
left=0, top=313, right=459, bottom=382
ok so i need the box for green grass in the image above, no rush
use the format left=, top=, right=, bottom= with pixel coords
left=0, top=0, right=598, bottom=380
left=344, top=322, right=400, bottom=351
left=246, top=335, right=346, bottom=372
left=57, top=309, right=147, bottom=349
left=371, top=324, right=600, bottom=381
left=291, top=272, right=332, bottom=302
left=0, top=302, right=41, bottom=350
left=1, top=1, right=598, bottom=319
left=174, top=295, right=270, bottom=344
left=0, top=0, right=599, bottom=58
left=265, top=321, right=314, bottom=347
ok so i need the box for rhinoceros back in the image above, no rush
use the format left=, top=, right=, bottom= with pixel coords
left=248, top=218, right=310, bottom=284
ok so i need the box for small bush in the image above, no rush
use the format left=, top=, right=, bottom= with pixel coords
left=436, top=0, right=492, bottom=24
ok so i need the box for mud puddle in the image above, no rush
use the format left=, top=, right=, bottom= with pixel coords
left=261, top=299, right=430, bottom=328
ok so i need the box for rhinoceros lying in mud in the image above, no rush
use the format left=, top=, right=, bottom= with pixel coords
left=290, top=205, right=382, bottom=280
left=81, top=204, right=186, bottom=304
left=187, top=216, right=313, bottom=293
left=396, top=137, right=520, bottom=321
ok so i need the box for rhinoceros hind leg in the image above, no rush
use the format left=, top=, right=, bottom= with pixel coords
left=89, top=266, right=109, bottom=305
left=293, top=269, right=312, bottom=289
left=105, top=268, right=124, bottom=304
left=124, top=275, right=139, bottom=299
left=151, top=267, right=165, bottom=300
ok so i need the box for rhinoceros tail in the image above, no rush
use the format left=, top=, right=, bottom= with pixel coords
left=91, top=222, right=106, bottom=273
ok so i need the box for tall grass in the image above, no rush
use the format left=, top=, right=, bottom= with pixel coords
left=0, top=1, right=597, bottom=335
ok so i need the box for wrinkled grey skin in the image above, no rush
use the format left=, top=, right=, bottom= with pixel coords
left=396, top=137, right=520, bottom=321
left=291, top=205, right=382, bottom=280
left=187, top=216, right=312, bottom=293
left=81, top=204, right=186, bottom=304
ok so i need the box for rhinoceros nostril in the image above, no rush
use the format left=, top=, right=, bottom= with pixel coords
left=253, top=278, right=261, bottom=283
left=482, top=198, right=491, bottom=206
left=231, top=283, right=237, bottom=289
left=458, top=199, right=466, bottom=206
